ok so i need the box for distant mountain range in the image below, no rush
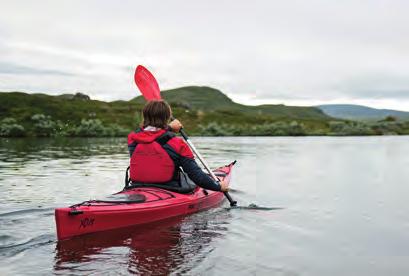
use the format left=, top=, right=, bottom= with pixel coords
left=317, top=104, right=409, bottom=121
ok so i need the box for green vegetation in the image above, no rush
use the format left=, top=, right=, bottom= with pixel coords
left=1, top=87, right=409, bottom=137
left=0, top=114, right=129, bottom=137
left=198, top=121, right=307, bottom=136
left=0, top=118, right=25, bottom=137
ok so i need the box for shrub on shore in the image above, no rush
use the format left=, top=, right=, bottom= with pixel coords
left=198, top=121, right=307, bottom=136
left=0, top=118, right=26, bottom=137
left=0, top=114, right=129, bottom=137
left=1, top=114, right=409, bottom=137
left=73, top=119, right=129, bottom=137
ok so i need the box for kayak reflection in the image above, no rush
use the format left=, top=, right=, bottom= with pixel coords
left=54, top=209, right=231, bottom=275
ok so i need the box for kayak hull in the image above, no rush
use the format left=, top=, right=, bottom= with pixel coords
left=55, top=163, right=233, bottom=241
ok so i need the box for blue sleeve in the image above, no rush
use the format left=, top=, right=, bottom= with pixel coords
left=179, top=157, right=221, bottom=192
left=128, top=142, right=137, bottom=157
left=128, top=129, right=142, bottom=157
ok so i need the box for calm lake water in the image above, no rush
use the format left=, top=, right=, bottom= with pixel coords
left=0, top=136, right=409, bottom=275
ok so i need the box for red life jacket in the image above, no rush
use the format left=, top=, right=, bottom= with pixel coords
left=128, top=128, right=195, bottom=183
left=128, top=129, right=176, bottom=183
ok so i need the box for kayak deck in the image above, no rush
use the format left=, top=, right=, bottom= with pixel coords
left=55, top=163, right=234, bottom=241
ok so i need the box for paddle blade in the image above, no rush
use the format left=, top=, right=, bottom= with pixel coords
left=134, top=65, right=161, bottom=101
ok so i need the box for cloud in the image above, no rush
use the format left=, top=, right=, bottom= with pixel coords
left=0, top=62, right=74, bottom=76
left=0, top=0, right=409, bottom=110
left=335, top=74, right=409, bottom=99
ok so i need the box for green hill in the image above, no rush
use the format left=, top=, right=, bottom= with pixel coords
left=133, top=86, right=330, bottom=120
left=0, top=91, right=140, bottom=128
left=3, top=86, right=407, bottom=137
left=133, top=86, right=236, bottom=111
left=0, top=87, right=331, bottom=127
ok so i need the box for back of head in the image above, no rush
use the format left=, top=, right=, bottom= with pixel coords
left=142, top=100, right=171, bottom=129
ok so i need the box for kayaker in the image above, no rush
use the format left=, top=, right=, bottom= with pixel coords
left=128, top=100, right=229, bottom=192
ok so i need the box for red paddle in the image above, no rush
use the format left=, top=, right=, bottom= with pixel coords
left=134, top=65, right=161, bottom=101
left=133, top=65, right=237, bottom=206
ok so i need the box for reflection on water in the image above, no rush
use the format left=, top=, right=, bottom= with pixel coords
left=1, top=136, right=409, bottom=275
left=0, top=137, right=127, bottom=161
left=54, top=210, right=231, bottom=275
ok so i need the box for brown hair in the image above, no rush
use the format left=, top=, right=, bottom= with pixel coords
left=141, top=100, right=171, bottom=128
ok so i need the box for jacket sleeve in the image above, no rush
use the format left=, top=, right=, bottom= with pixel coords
left=127, top=133, right=137, bottom=157
left=166, top=137, right=221, bottom=191
left=179, top=157, right=221, bottom=192
left=127, top=129, right=142, bottom=157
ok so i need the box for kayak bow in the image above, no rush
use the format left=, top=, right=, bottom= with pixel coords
left=55, top=162, right=234, bottom=241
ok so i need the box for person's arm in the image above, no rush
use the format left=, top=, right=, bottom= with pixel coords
left=166, top=137, right=229, bottom=192
left=179, top=157, right=222, bottom=191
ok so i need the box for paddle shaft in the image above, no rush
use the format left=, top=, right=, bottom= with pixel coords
left=178, top=128, right=237, bottom=206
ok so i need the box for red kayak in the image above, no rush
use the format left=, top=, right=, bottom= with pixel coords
left=55, top=162, right=235, bottom=241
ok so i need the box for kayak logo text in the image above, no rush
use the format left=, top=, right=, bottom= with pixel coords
left=79, top=217, right=95, bottom=229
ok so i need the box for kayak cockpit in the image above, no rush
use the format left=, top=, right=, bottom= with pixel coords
left=68, top=188, right=179, bottom=209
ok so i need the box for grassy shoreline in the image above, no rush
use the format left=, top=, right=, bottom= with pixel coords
left=1, top=88, right=409, bottom=137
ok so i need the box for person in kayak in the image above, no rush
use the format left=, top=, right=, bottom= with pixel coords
left=128, top=100, right=229, bottom=192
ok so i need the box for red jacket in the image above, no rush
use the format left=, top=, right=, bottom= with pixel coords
left=127, top=129, right=193, bottom=183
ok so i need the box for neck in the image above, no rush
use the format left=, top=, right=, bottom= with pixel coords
left=144, top=126, right=162, bottom=132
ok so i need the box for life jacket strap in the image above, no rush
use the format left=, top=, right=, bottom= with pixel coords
left=125, top=166, right=130, bottom=187
left=155, top=131, right=175, bottom=146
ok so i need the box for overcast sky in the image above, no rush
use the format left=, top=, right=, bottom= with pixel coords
left=1, top=0, right=409, bottom=110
